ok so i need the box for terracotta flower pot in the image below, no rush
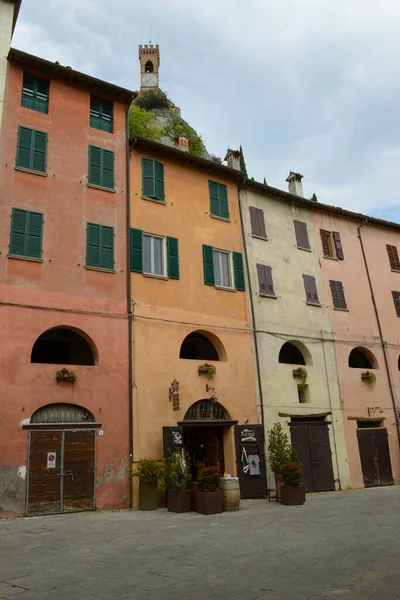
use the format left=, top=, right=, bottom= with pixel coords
left=138, top=480, right=158, bottom=511
left=196, top=490, right=223, bottom=515
left=167, top=489, right=191, bottom=513
left=280, top=484, right=305, bottom=506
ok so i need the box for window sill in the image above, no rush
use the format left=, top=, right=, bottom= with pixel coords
left=87, top=183, right=116, bottom=193
left=215, top=285, right=236, bottom=293
left=89, top=125, right=114, bottom=135
left=85, top=265, right=115, bottom=273
left=7, top=254, right=43, bottom=263
left=323, top=255, right=339, bottom=261
left=141, top=196, right=166, bottom=205
left=143, top=272, right=168, bottom=281
left=306, top=301, right=321, bottom=307
left=259, top=293, right=277, bottom=299
left=297, top=246, right=311, bottom=252
left=14, top=166, right=48, bottom=177
left=252, top=234, right=268, bottom=241
left=333, top=307, right=349, bottom=312
left=210, top=214, right=231, bottom=223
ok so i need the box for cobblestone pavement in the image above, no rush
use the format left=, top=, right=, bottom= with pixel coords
left=1, top=487, right=400, bottom=600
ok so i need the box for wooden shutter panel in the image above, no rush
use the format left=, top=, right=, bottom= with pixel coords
left=303, top=274, right=319, bottom=304
left=88, top=146, right=101, bottom=186
left=142, top=158, right=155, bottom=197
left=155, top=161, right=165, bottom=201
left=167, top=236, right=179, bottom=279
left=32, top=131, right=47, bottom=173
left=130, top=228, right=143, bottom=273
left=9, top=209, right=27, bottom=255
left=202, top=245, right=215, bottom=285
left=16, top=126, right=33, bottom=169
left=101, top=149, right=114, bottom=189
left=257, top=208, right=266, bottom=238
left=392, top=291, right=400, bottom=317
left=100, top=226, right=114, bottom=269
left=329, top=280, right=347, bottom=309
left=26, top=212, right=43, bottom=258
left=256, top=264, right=275, bottom=295
left=387, top=245, right=400, bottom=271
left=250, top=207, right=266, bottom=238
left=320, top=229, right=331, bottom=256
left=294, top=220, right=310, bottom=249
left=233, top=252, right=245, bottom=291
left=333, top=232, right=344, bottom=260
left=208, top=181, right=219, bottom=216
left=86, top=223, right=100, bottom=267
left=218, top=183, right=229, bottom=219
left=249, top=206, right=259, bottom=236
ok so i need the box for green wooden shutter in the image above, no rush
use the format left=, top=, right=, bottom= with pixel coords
left=155, top=161, right=165, bottom=201
left=130, top=228, right=143, bottom=273
left=26, top=211, right=43, bottom=258
left=203, top=245, right=215, bottom=285
left=208, top=181, right=219, bottom=216
left=32, top=131, right=47, bottom=173
left=142, top=158, right=156, bottom=197
left=100, top=99, right=113, bottom=133
left=101, top=149, right=114, bottom=189
left=218, top=183, right=229, bottom=219
left=16, top=126, right=33, bottom=169
left=167, top=237, right=179, bottom=279
left=233, top=252, right=245, bottom=291
left=9, top=209, right=27, bottom=255
left=88, top=146, right=101, bottom=186
left=35, top=77, right=49, bottom=114
left=86, top=222, right=100, bottom=267
left=100, top=226, right=114, bottom=269
left=22, top=73, right=49, bottom=113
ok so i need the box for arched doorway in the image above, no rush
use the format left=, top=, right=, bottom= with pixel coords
left=25, top=403, right=99, bottom=516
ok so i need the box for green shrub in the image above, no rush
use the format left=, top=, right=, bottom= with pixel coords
left=198, top=466, right=220, bottom=492
left=135, top=89, right=170, bottom=111
left=280, top=461, right=303, bottom=486
left=133, top=458, right=163, bottom=483
left=164, top=450, right=192, bottom=491
left=128, top=106, right=163, bottom=141
left=267, top=423, right=298, bottom=475
left=162, top=117, right=206, bottom=157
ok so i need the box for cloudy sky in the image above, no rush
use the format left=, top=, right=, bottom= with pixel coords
left=13, top=0, right=400, bottom=221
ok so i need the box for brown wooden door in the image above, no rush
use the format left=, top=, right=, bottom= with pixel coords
left=290, top=423, right=335, bottom=492
left=357, top=428, right=394, bottom=487
left=235, top=425, right=267, bottom=499
left=63, top=430, right=96, bottom=512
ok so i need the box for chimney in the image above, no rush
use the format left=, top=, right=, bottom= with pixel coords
left=224, top=148, right=241, bottom=171
left=176, top=135, right=189, bottom=152
left=286, top=171, right=304, bottom=197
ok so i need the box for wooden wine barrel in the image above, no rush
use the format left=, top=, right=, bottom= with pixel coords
left=219, top=477, right=240, bottom=511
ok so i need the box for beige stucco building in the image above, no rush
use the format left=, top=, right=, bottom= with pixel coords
left=238, top=171, right=351, bottom=492
left=0, top=0, right=19, bottom=133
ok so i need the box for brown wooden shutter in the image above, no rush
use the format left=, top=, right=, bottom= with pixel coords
left=392, top=291, right=400, bottom=317
left=293, top=220, right=310, bottom=249
left=303, top=274, right=320, bottom=304
left=320, top=229, right=331, bottom=256
left=387, top=245, right=400, bottom=271
left=333, top=232, right=344, bottom=260
left=249, top=206, right=267, bottom=238
left=256, top=264, right=275, bottom=295
left=329, top=280, right=347, bottom=309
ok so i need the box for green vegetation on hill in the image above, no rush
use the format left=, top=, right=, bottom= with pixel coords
left=162, top=117, right=206, bottom=157
left=128, top=106, right=163, bottom=141
left=134, top=89, right=170, bottom=111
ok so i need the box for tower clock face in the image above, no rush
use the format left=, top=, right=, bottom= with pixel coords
left=141, top=73, right=157, bottom=87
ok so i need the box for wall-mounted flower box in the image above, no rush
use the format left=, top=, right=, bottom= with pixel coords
left=361, top=371, right=376, bottom=385
left=198, top=362, right=216, bottom=381
left=292, top=367, right=308, bottom=389
left=56, top=368, right=77, bottom=384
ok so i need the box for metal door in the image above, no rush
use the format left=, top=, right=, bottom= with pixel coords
left=235, top=424, right=267, bottom=498
left=26, top=429, right=96, bottom=515
left=357, top=428, right=393, bottom=487
left=290, top=422, right=335, bottom=492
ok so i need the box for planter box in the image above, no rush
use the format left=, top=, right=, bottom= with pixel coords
left=196, top=490, right=223, bottom=515
left=138, top=480, right=158, bottom=511
left=167, top=489, right=191, bottom=513
left=280, top=484, right=305, bottom=506
left=190, top=482, right=200, bottom=512
left=198, top=366, right=209, bottom=375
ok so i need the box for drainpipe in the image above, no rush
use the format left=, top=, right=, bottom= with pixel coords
left=126, top=108, right=134, bottom=508
left=237, top=185, right=266, bottom=436
left=357, top=219, right=400, bottom=442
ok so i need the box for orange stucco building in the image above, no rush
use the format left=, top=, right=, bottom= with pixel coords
left=0, top=49, right=134, bottom=516
left=129, top=137, right=264, bottom=504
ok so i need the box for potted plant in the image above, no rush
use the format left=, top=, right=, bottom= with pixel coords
left=196, top=466, right=223, bottom=515
left=361, top=371, right=376, bottom=385
left=133, top=458, right=163, bottom=511
left=56, top=368, right=77, bottom=383
left=292, top=367, right=308, bottom=389
left=267, top=423, right=297, bottom=486
left=198, top=362, right=216, bottom=380
left=164, top=450, right=192, bottom=513
left=280, top=461, right=305, bottom=506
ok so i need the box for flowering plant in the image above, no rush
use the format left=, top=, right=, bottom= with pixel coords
left=198, top=362, right=216, bottom=380
left=56, top=368, right=77, bottom=383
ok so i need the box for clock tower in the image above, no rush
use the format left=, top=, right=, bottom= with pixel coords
left=139, top=44, right=160, bottom=90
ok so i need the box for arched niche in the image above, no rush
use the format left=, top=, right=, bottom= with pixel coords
left=145, top=60, right=154, bottom=73
left=348, top=347, right=378, bottom=369
left=31, top=327, right=97, bottom=365
left=278, top=341, right=312, bottom=366
left=179, top=330, right=227, bottom=361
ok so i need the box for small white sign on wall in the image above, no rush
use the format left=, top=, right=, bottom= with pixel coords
left=98, top=430, right=104, bottom=436
left=47, top=452, right=56, bottom=469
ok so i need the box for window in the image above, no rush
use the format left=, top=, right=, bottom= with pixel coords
left=320, top=229, right=344, bottom=259
left=392, top=291, right=400, bottom=317
left=279, top=342, right=306, bottom=365
left=348, top=348, right=376, bottom=369
left=145, top=61, right=154, bottom=73
left=208, top=180, right=229, bottom=219
left=31, top=328, right=95, bottom=365
left=249, top=206, right=267, bottom=238
left=256, top=264, right=275, bottom=296
left=303, top=274, right=320, bottom=305
left=293, top=220, right=310, bottom=250
left=142, top=158, right=164, bottom=201
left=86, top=222, right=114, bottom=270
left=130, top=229, right=179, bottom=279
left=329, top=280, right=347, bottom=310
left=9, top=208, right=43, bottom=259
left=387, top=245, right=400, bottom=271
left=90, top=96, right=113, bottom=133
left=202, top=245, right=245, bottom=291
left=180, top=332, right=220, bottom=360
left=88, top=145, right=114, bottom=189
left=21, top=72, right=49, bottom=113
left=16, top=126, right=47, bottom=173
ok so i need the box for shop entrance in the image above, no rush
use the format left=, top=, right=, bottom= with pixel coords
left=184, top=426, right=224, bottom=480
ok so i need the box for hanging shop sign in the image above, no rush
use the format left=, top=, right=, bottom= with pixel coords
left=171, top=430, right=183, bottom=447
left=241, top=429, right=256, bottom=442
